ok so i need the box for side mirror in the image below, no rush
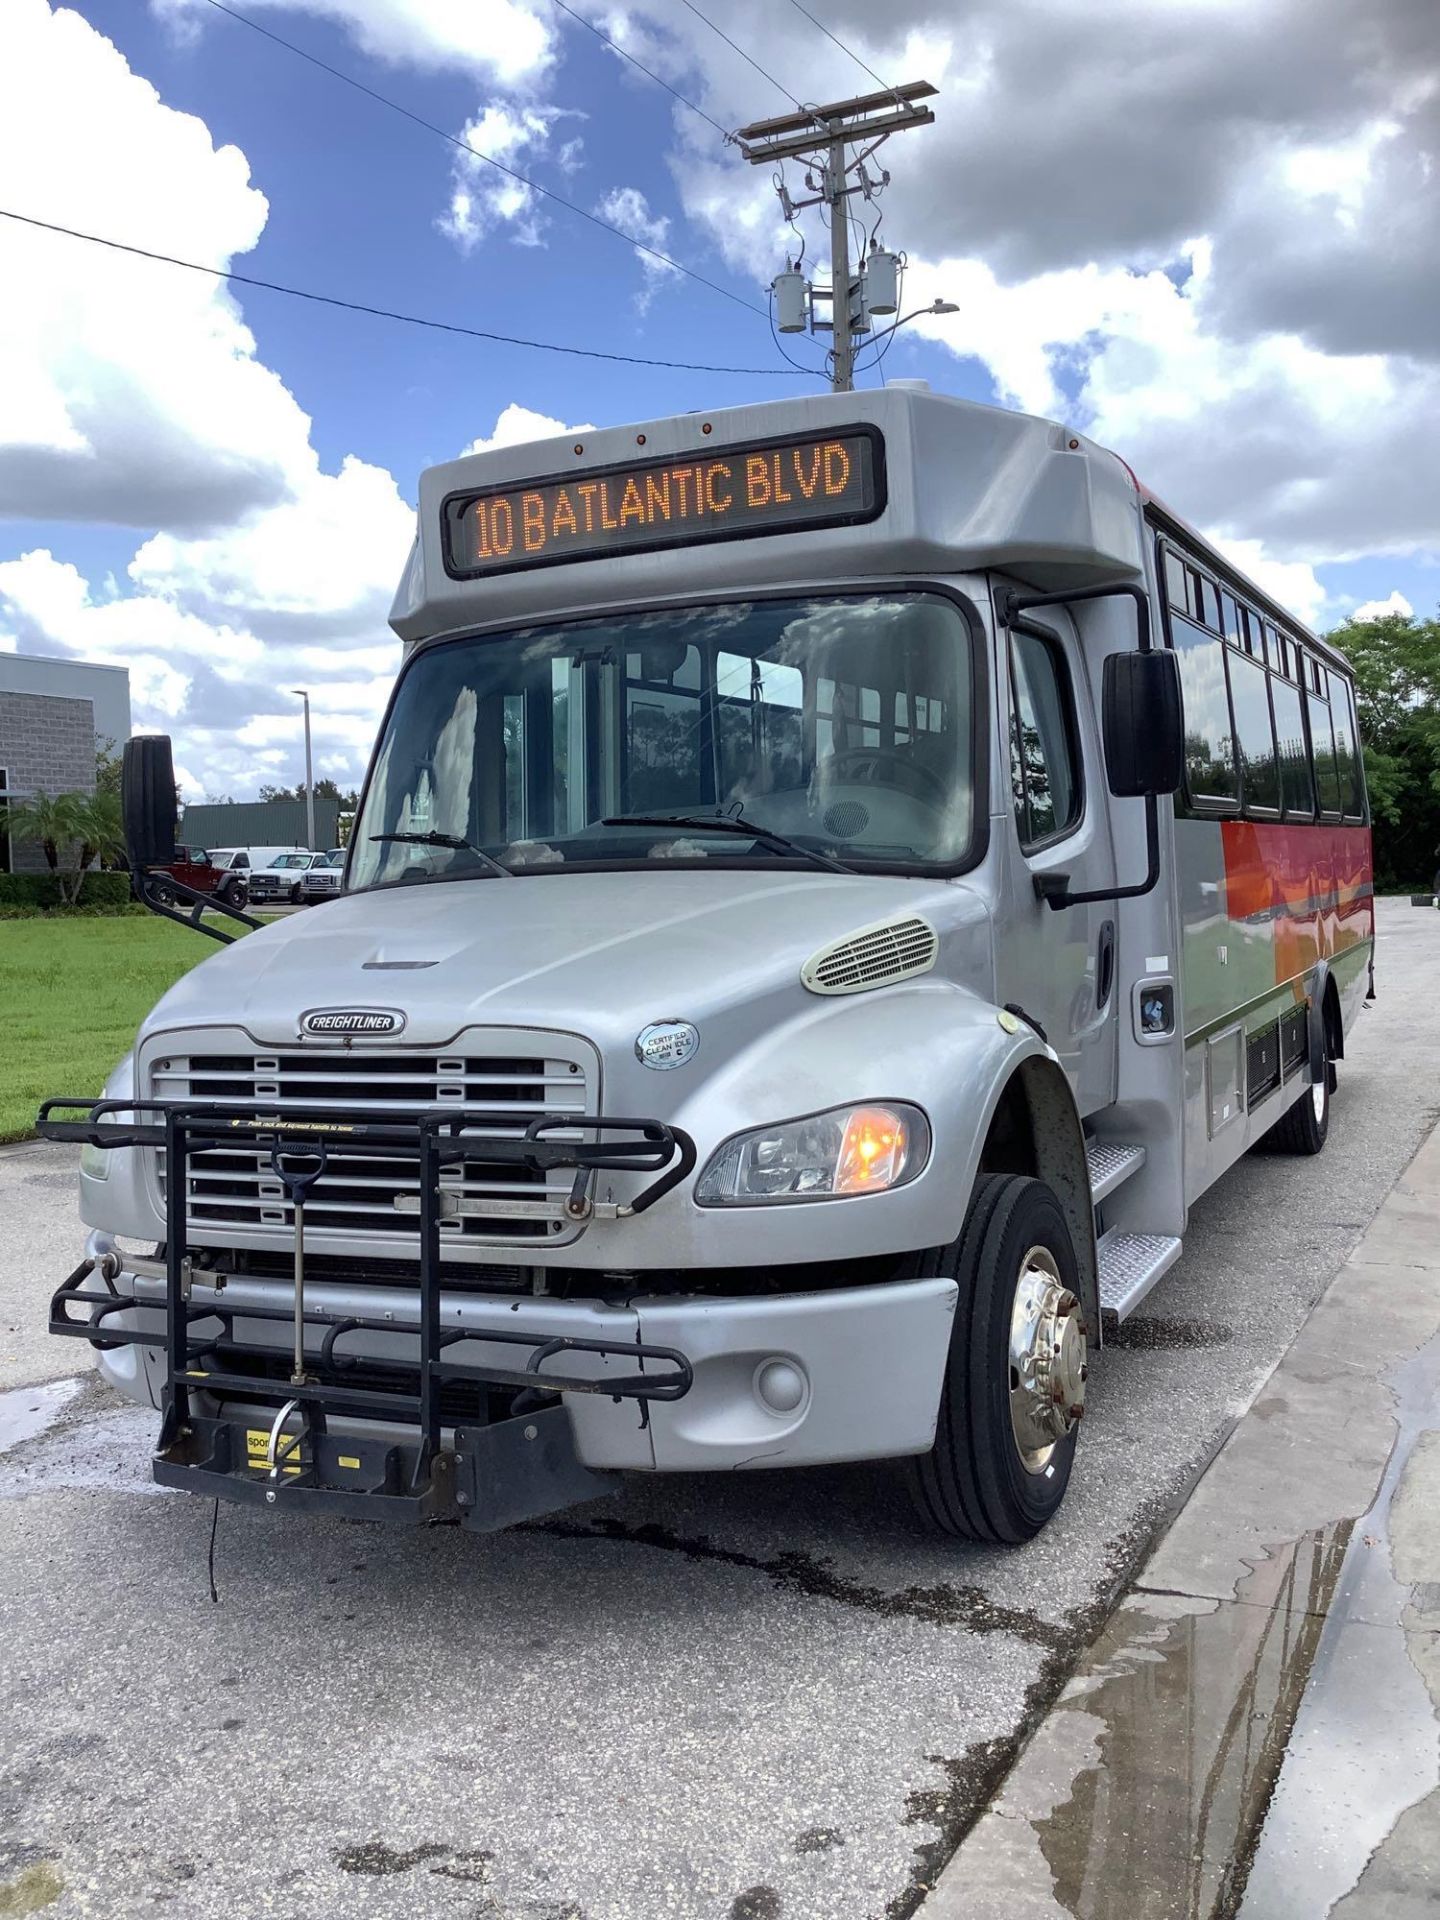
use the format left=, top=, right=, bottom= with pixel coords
left=122, top=735, right=178, bottom=867
left=1103, top=650, right=1183, bottom=798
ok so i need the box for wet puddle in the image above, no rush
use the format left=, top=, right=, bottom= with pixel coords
left=0, top=1378, right=82, bottom=1453
left=1019, top=1335, right=1440, bottom=1917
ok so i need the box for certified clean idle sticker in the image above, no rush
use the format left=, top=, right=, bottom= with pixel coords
left=635, top=1020, right=699, bottom=1070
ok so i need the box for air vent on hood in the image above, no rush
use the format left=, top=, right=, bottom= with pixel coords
left=801, top=915, right=939, bottom=996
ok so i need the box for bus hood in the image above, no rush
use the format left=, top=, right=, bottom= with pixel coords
left=139, top=870, right=989, bottom=1059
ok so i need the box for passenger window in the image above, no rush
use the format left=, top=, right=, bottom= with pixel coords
left=1228, top=650, right=1281, bottom=812
left=1332, top=678, right=1366, bottom=820
left=1220, top=593, right=1242, bottom=646
left=1165, top=552, right=1189, bottom=611
left=1309, top=694, right=1342, bottom=815
left=1169, top=615, right=1239, bottom=806
left=1269, top=677, right=1313, bottom=817
left=1009, top=629, right=1080, bottom=848
left=1198, top=579, right=1222, bottom=632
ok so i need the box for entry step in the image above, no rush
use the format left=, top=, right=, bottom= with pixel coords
left=1086, top=1140, right=1146, bottom=1204
left=1097, top=1229, right=1182, bottom=1324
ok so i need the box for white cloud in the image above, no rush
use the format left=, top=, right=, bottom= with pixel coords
left=459, top=403, right=594, bottom=458
left=438, top=103, right=575, bottom=251
left=0, top=1, right=414, bottom=796
left=154, top=0, right=555, bottom=88
left=593, top=186, right=679, bottom=309
left=0, top=0, right=316, bottom=533
left=1351, top=590, right=1415, bottom=621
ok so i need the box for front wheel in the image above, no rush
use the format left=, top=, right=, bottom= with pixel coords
left=290, top=882, right=304, bottom=904
left=908, top=1174, right=1088, bottom=1544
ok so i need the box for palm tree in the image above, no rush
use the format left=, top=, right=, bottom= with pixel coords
left=8, top=789, right=83, bottom=870
left=9, top=789, right=125, bottom=904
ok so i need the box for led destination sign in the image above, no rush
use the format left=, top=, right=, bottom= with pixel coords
left=442, top=428, right=883, bottom=579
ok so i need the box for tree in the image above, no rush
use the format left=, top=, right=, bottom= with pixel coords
left=1325, top=610, right=1440, bottom=889
left=257, top=777, right=360, bottom=810
left=95, top=736, right=123, bottom=801
left=9, top=788, right=125, bottom=905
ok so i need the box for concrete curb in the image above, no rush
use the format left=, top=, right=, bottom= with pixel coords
left=919, top=1118, right=1440, bottom=1919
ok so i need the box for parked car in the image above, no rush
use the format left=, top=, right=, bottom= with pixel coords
left=208, top=846, right=302, bottom=878
left=147, top=845, right=248, bottom=910
left=246, top=850, right=322, bottom=905
left=301, top=848, right=346, bottom=903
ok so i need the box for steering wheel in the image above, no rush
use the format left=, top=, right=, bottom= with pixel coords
left=824, top=746, right=946, bottom=803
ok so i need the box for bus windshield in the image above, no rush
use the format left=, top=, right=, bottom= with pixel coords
left=350, top=592, right=976, bottom=887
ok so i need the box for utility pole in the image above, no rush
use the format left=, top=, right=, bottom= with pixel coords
left=736, top=83, right=937, bottom=393
left=292, top=687, right=316, bottom=850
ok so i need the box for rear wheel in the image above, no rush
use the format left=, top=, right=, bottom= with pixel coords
left=908, top=1174, right=1088, bottom=1544
left=1268, top=1010, right=1332, bottom=1155
left=151, top=879, right=176, bottom=907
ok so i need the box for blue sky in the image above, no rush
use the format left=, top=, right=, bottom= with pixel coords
left=0, top=0, right=1434, bottom=796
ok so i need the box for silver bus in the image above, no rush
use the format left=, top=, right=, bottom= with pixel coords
left=44, top=384, right=1373, bottom=1544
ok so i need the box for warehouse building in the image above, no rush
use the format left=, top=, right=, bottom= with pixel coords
left=179, top=796, right=341, bottom=854
left=0, top=651, right=132, bottom=874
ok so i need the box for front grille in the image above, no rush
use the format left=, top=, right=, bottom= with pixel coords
left=151, top=1043, right=592, bottom=1248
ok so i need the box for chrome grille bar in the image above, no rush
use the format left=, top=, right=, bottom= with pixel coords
left=152, top=1042, right=594, bottom=1246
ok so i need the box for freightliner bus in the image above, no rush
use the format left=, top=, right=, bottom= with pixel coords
left=41, top=384, right=1373, bottom=1544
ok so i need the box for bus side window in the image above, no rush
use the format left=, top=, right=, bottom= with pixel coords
left=1009, top=628, right=1080, bottom=850
left=1227, top=648, right=1281, bottom=813
left=1168, top=613, right=1239, bottom=809
left=1308, top=688, right=1343, bottom=817
left=1269, top=674, right=1313, bottom=818
left=1332, top=677, right=1367, bottom=821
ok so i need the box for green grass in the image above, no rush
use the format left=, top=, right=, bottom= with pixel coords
left=0, top=915, right=221, bottom=1142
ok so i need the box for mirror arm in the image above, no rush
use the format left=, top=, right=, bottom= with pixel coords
left=1033, top=795, right=1161, bottom=911
left=1000, top=580, right=1152, bottom=652
left=133, top=864, right=263, bottom=946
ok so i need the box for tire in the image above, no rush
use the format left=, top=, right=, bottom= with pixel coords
left=290, top=882, right=304, bottom=904
left=1268, top=1013, right=1332, bottom=1155
left=152, top=879, right=176, bottom=907
left=908, top=1174, right=1088, bottom=1544
left=219, top=878, right=244, bottom=908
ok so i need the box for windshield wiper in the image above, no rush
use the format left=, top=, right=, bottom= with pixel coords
left=370, top=831, right=514, bottom=879
left=602, top=812, right=855, bottom=876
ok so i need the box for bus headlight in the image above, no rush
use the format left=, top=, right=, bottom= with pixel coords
left=695, top=1103, right=930, bottom=1206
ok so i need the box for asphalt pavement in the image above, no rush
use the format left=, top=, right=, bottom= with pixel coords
left=0, top=897, right=1435, bottom=1920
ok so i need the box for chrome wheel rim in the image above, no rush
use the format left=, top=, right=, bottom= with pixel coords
left=1008, top=1245, right=1087, bottom=1473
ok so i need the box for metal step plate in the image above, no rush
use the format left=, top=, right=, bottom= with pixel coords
left=1086, top=1140, right=1147, bottom=1204
left=1097, top=1230, right=1183, bottom=1323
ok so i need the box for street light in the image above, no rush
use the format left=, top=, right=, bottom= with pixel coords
left=865, top=297, right=959, bottom=353
left=291, top=688, right=315, bottom=852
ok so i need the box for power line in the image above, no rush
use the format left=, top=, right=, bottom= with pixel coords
left=781, top=0, right=901, bottom=101
left=545, top=0, right=733, bottom=142
left=199, top=0, right=762, bottom=318
left=673, top=0, right=805, bottom=112
left=0, top=208, right=805, bottom=377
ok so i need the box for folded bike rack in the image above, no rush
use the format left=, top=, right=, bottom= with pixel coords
left=38, top=1097, right=697, bottom=1526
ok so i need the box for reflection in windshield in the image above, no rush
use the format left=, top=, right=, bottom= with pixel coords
left=350, top=594, right=974, bottom=889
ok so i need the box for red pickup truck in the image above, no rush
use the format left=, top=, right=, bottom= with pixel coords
left=148, top=845, right=248, bottom=909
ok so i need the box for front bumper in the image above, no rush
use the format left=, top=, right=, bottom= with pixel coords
left=67, top=1243, right=957, bottom=1478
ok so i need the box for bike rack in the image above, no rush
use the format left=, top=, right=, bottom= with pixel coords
left=38, top=1097, right=697, bottom=1524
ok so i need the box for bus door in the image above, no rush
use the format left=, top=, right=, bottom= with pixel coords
left=996, top=602, right=1120, bottom=1117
